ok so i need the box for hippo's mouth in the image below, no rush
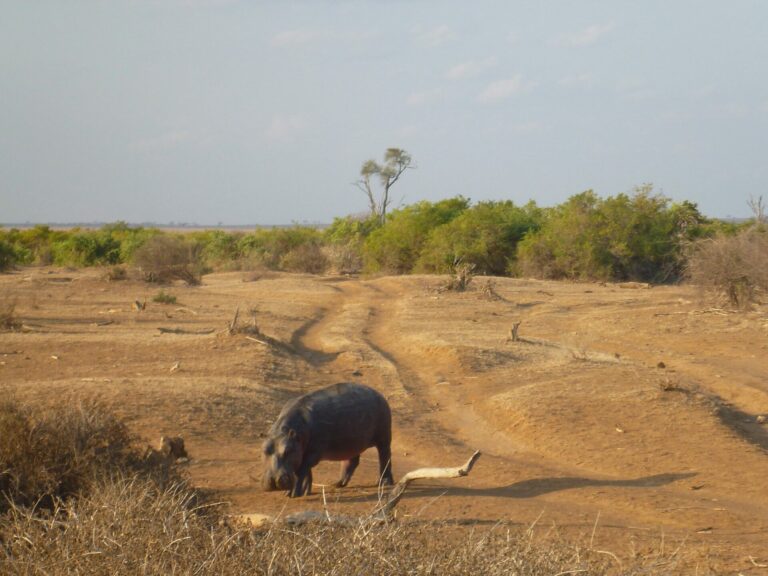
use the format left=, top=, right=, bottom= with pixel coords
left=262, top=471, right=296, bottom=492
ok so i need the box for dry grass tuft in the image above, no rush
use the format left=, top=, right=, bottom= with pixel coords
left=0, top=399, right=181, bottom=514
left=103, top=265, right=128, bottom=281
left=0, top=299, right=21, bottom=332
left=0, top=478, right=618, bottom=576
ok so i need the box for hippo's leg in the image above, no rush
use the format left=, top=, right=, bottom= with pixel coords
left=291, top=467, right=313, bottom=497
left=291, top=451, right=322, bottom=497
left=376, top=443, right=394, bottom=486
left=336, top=455, right=360, bottom=487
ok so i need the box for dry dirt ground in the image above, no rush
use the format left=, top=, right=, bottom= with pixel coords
left=2, top=267, right=768, bottom=572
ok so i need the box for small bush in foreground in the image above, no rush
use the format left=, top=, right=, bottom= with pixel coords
left=0, top=399, right=164, bottom=513
left=686, top=226, right=768, bottom=308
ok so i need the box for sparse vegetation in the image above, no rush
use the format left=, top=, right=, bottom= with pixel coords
left=0, top=299, right=20, bottom=331
left=0, top=189, right=754, bottom=290
left=686, top=226, right=768, bottom=308
left=152, top=290, right=177, bottom=304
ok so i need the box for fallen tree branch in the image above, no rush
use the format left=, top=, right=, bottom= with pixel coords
left=374, top=450, right=482, bottom=519
left=158, top=327, right=216, bottom=335
left=236, top=450, right=482, bottom=528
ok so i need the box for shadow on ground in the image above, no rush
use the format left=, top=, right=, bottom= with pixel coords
left=329, top=471, right=698, bottom=504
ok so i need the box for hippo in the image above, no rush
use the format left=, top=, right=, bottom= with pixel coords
left=261, top=382, right=394, bottom=497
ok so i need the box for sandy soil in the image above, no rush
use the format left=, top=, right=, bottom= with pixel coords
left=2, top=267, right=768, bottom=571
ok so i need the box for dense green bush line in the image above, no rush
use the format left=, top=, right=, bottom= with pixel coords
left=0, top=188, right=747, bottom=282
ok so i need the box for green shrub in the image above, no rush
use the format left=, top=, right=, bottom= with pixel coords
left=238, top=227, right=325, bottom=270
left=189, top=229, right=243, bottom=270
left=50, top=228, right=122, bottom=267
left=517, top=187, right=705, bottom=282
left=100, top=222, right=162, bottom=263
left=363, top=197, right=470, bottom=274
left=417, top=200, right=542, bottom=276
left=322, top=215, right=378, bottom=274
left=0, top=238, right=17, bottom=271
left=324, top=214, right=380, bottom=246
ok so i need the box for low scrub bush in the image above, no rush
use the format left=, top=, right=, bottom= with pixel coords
left=152, top=290, right=177, bottom=304
left=104, top=265, right=128, bottom=281
left=0, top=239, right=18, bottom=271
left=686, top=226, right=768, bottom=308
left=238, top=227, right=325, bottom=271
left=132, top=235, right=204, bottom=285
left=0, top=299, right=20, bottom=331
left=50, top=229, right=122, bottom=267
left=0, top=399, right=146, bottom=512
left=280, top=243, right=329, bottom=274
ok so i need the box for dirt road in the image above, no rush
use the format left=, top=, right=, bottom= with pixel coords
left=2, top=268, right=768, bottom=570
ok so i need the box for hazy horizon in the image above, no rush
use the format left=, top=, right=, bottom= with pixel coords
left=2, top=1, right=767, bottom=224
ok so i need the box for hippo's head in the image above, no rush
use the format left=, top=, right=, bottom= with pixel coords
left=261, top=428, right=303, bottom=492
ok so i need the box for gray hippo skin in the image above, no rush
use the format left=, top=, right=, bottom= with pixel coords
left=262, top=382, right=394, bottom=497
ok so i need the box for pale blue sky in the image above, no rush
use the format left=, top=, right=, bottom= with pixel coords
left=2, top=1, right=767, bottom=225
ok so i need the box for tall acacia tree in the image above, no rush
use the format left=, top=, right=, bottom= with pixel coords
left=355, top=148, right=414, bottom=225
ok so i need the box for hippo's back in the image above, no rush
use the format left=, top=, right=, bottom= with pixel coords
left=277, top=383, right=391, bottom=459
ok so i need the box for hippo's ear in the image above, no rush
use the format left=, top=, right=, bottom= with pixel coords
left=287, top=429, right=297, bottom=440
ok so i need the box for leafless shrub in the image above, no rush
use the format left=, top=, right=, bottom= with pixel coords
left=324, top=244, right=363, bottom=275
left=0, top=299, right=21, bottom=331
left=132, top=236, right=204, bottom=285
left=280, top=243, right=329, bottom=274
left=686, top=227, right=768, bottom=308
left=103, top=265, right=128, bottom=281
left=748, top=194, right=766, bottom=224
left=444, top=261, right=476, bottom=292
left=0, top=399, right=177, bottom=513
